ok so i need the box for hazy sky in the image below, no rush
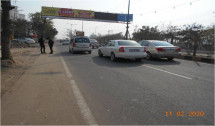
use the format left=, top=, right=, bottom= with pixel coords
left=14, top=0, right=215, bottom=39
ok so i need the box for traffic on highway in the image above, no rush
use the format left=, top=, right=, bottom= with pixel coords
left=57, top=36, right=214, bottom=125
left=1, top=0, right=214, bottom=125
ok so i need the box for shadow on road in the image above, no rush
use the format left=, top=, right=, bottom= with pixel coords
left=92, top=56, right=144, bottom=68
left=143, top=58, right=181, bottom=65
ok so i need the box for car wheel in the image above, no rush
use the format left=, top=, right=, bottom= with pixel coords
left=167, top=58, right=174, bottom=61
left=88, top=51, right=91, bottom=54
left=146, top=52, right=152, bottom=60
left=98, top=50, right=103, bottom=57
left=110, top=53, right=116, bottom=61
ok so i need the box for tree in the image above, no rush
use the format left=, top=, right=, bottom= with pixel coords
left=11, top=19, right=29, bottom=38
left=165, top=25, right=179, bottom=44
left=29, top=12, right=58, bottom=39
left=179, top=24, right=203, bottom=56
left=44, top=20, right=58, bottom=39
left=132, top=26, right=164, bottom=41
left=29, top=12, right=44, bottom=35
left=66, top=29, right=75, bottom=40
left=1, top=0, right=14, bottom=61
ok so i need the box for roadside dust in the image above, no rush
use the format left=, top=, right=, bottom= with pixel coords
left=1, top=48, right=40, bottom=96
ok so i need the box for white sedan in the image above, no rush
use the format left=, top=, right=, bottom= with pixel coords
left=98, top=40, right=147, bottom=61
left=25, top=38, right=36, bottom=44
left=62, top=40, right=70, bottom=45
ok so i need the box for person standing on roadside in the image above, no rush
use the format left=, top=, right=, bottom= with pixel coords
left=38, top=35, right=46, bottom=54
left=48, top=37, right=54, bottom=54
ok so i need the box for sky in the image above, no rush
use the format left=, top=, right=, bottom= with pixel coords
left=13, top=0, right=215, bottom=39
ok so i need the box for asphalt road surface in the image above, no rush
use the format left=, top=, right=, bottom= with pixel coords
left=56, top=43, right=214, bottom=125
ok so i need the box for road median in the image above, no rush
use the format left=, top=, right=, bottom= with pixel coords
left=177, top=53, right=214, bottom=64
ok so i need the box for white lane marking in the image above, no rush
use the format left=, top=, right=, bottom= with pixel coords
left=60, top=57, right=98, bottom=125
left=143, top=65, right=192, bottom=80
left=61, top=57, right=73, bottom=79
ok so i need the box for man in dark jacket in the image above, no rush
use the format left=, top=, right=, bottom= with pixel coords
left=48, top=37, right=54, bottom=54
left=38, top=35, right=46, bottom=54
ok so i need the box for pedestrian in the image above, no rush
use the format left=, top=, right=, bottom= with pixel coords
left=38, top=35, right=46, bottom=54
left=48, top=37, right=54, bottom=54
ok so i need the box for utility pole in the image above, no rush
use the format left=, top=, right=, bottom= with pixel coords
left=212, top=11, right=214, bottom=47
left=82, top=20, right=83, bottom=32
left=125, top=0, right=130, bottom=40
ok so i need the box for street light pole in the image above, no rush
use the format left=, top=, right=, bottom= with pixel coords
left=125, top=0, right=130, bottom=40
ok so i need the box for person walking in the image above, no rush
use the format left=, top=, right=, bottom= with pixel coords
left=38, top=35, right=46, bottom=54
left=48, top=37, right=54, bottom=54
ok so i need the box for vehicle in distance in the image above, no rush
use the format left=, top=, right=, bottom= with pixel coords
left=90, top=39, right=100, bottom=49
left=25, top=38, right=35, bottom=44
left=98, top=40, right=147, bottom=61
left=12, top=38, right=35, bottom=44
left=139, top=40, right=181, bottom=60
left=69, top=36, right=92, bottom=54
left=62, top=40, right=70, bottom=45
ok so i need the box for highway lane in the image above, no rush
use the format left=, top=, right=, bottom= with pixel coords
left=55, top=43, right=214, bottom=125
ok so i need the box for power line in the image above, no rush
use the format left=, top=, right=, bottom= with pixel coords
left=136, top=0, right=200, bottom=16
left=112, top=0, right=128, bottom=12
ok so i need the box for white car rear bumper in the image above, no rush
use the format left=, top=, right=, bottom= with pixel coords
left=115, top=52, right=147, bottom=59
left=73, top=47, right=92, bottom=52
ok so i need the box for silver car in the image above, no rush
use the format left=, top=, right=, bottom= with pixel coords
left=69, top=36, right=92, bottom=54
left=98, top=40, right=147, bottom=61
left=62, top=40, right=70, bottom=45
left=90, top=39, right=100, bottom=49
left=139, top=40, right=181, bottom=60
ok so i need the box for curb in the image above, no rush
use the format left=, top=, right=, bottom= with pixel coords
left=177, top=55, right=214, bottom=64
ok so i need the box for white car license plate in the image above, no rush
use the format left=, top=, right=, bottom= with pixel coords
left=129, top=49, right=140, bottom=52
left=167, top=49, right=175, bottom=52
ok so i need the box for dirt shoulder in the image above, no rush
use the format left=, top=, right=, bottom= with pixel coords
left=1, top=47, right=40, bottom=96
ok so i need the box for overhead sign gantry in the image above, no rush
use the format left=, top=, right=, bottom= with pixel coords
left=41, top=6, right=133, bottom=23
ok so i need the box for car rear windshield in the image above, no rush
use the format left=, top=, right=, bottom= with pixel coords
left=118, top=41, right=140, bottom=46
left=151, top=41, right=174, bottom=46
left=75, top=38, right=90, bottom=43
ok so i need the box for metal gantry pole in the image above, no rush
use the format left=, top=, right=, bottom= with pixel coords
left=125, top=0, right=130, bottom=40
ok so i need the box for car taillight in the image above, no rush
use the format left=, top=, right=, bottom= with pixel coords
left=73, top=43, right=76, bottom=47
left=176, top=48, right=181, bottom=52
left=119, top=47, right=124, bottom=52
left=144, top=47, right=146, bottom=52
left=156, top=48, right=165, bottom=51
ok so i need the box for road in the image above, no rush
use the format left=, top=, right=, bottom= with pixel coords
left=56, top=43, right=214, bottom=125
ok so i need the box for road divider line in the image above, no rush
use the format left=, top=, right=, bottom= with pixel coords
left=61, top=57, right=73, bottom=79
left=143, top=65, right=192, bottom=80
left=60, top=56, right=98, bottom=125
